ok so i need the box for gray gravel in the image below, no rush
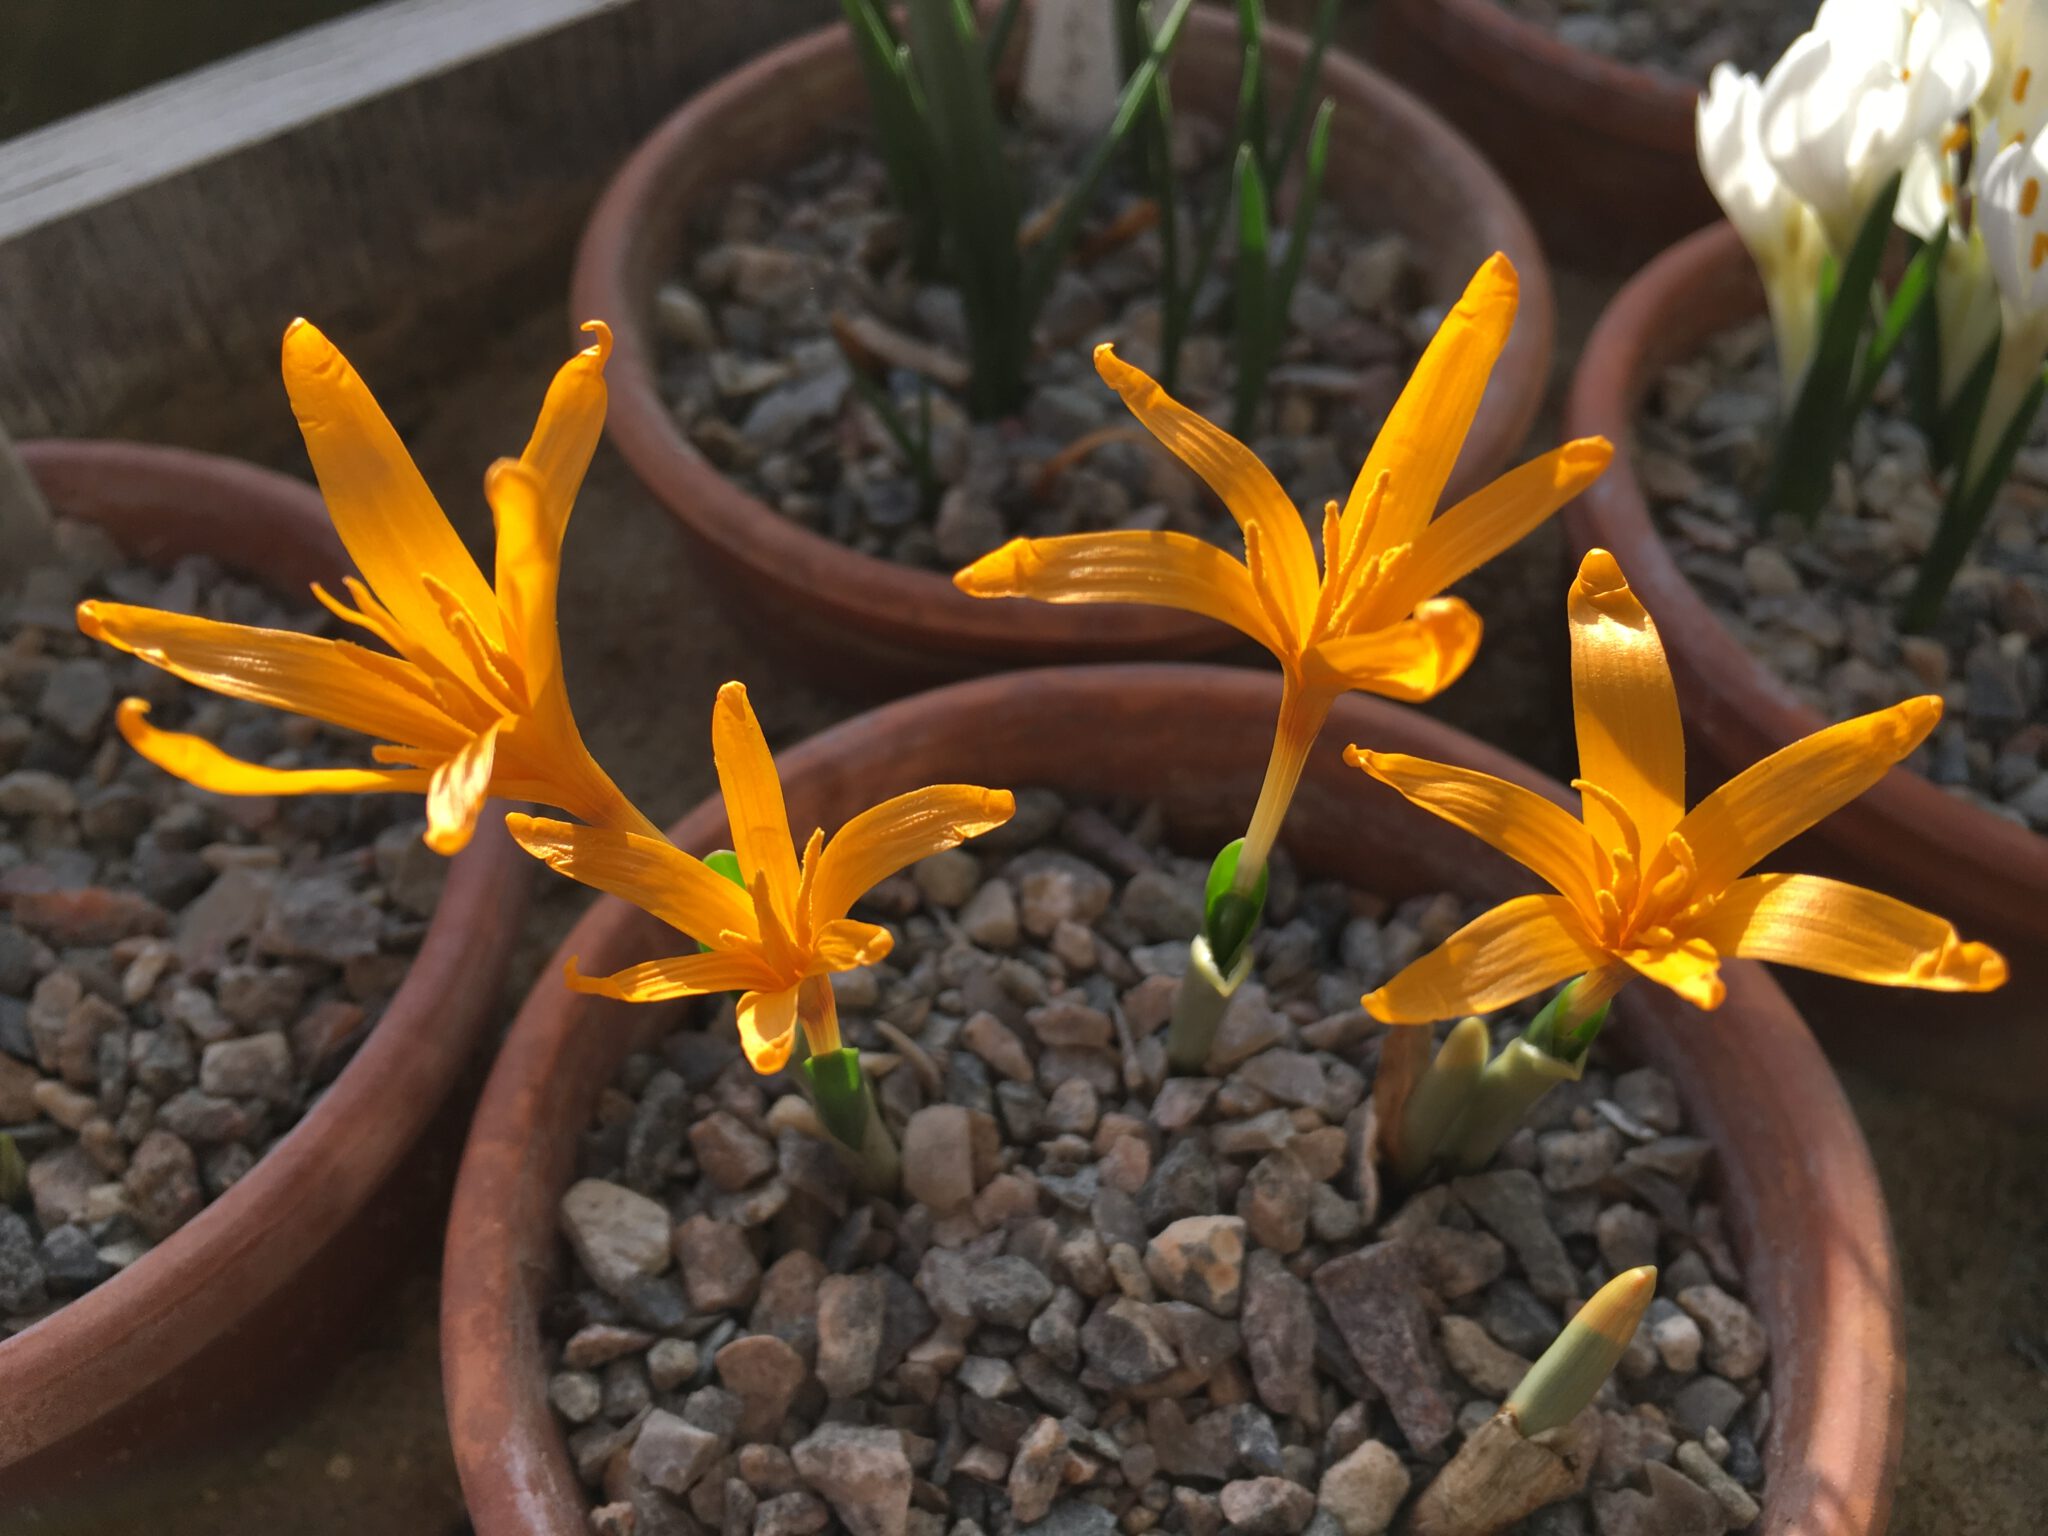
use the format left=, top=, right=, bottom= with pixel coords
left=542, top=793, right=1770, bottom=1536
left=1639, top=317, right=2048, bottom=831
left=657, top=123, right=1435, bottom=573
left=0, top=520, right=445, bottom=1329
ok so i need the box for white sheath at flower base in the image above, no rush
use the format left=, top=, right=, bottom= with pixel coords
left=1758, top=0, right=1993, bottom=254
left=1698, top=64, right=1830, bottom=391
left=1967, top=128, right=2048, bottom=472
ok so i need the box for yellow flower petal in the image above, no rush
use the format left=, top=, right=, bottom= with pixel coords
left=565, top=951, right=784, bottom=1004
left=954, top=533, right=1282, bottom=652
left=1619, top=937, right=1725, bottom=1010
left=736, top=986, right=800, bottom=1072
left=1568, top=549, right=1685, bottom=854
left=518, top=320, right=610, bottom=547
left=77, top=599, right=468, bottom=754
left=1689, top=872, right=2007, bottom=991
left=1303, top=596, right=1482, bottom=703
left=711, top=682, right=802, bottom=917
left=1093, top=343, right=1317, bottom=638
left=1372, top=438, right=1615, bottom=623
left=1668, top=696, right=1943, bottom=894
left=807, top=785, right=1016, bottom=927
left=1345, top=748, right=1603, bottom=922
left=505, top=813, right=758, bottom=945
left=1347, top=253, right=1520, bottom=558
left=424, top=719, right=503, bottom=855
left=810, top=918, right=897, bottom=972
left=280, top=319, right=503, bottom=677
left=111, top=699, right=432, bottom=800
left=1363, top=894, right=1608, bottom=1023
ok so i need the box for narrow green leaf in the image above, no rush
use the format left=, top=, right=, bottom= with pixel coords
left=1761, top=174, right=1902, bottom=526
left=1904, top=362, right=2048, bottom=629
left=802, top=1047, right=871, bottom=1151
left=1235, top=0, right=1268, bottom=167
left=1267, top=97, right=1333, bottom=361
left=1907, top=260, right=1947, bottom=462
left=1846, top=222, right=1945, bottom=426
left=1938, top=331, right=2002, bottom=475
left=1268, top=0, right=1339, bottom=185
left=1201, top=836, right=1269, bottom=974
left=1231, top=144, right=1272, bottom=438
left=1019, top=0, right=1197, bottom=326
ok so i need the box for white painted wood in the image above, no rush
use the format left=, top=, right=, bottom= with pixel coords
left=0, top=0, right=640, bottom=241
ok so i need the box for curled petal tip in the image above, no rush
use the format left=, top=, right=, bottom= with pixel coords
left=985, top=788, right=1018, bottom=821
left=1572, top=547, right=1629, bottom=598
left=1568, top=436, right=1616, bottom=471
left=576, top=319, right=614, bottom=365
left=715, top=679, right=751, bottom=710
left=74, top=600, right=105, bottom=640
left=113, top=697, right=152, bottom=738
left=279, top=316, right=338, bottom=369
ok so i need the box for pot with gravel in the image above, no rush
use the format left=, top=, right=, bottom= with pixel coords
left=441, top=662, right=1907, bottom=1536
left=0, top=438, right=528, bottom=1510
left=1368, top=0, right=1789, bottom=270
left=571, top=4, right=1551, bottom=692
left=1566, top=215, right=2048, bottom=1112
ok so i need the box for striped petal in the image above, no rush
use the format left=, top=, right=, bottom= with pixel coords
left=1689, top=873, right=2007, bottom=992
left=1668, top=696, right=1943, bottom=895
left=518, top=321, right=611, bottom=548
left=1303, top=596, right=1482, bottom=703
left=565, top=951, right=784, bottom=1004
left=711, top=682, right=802, bottom=919
left=1363, top=894, right=1609, bottom=1023
left=112, top=699, right=432, bottom=800
left=281, top=319, right=503, bottom=675
left=1372, top=438, right=1615, bottom=623
left=1345, top=748, right=1603, bottom=921
left=1350, top=254, right=1521, bottom=557
left=954, top=532, right=1282, bottom=652
left=505, top=813, right=758, bottom=946
left=77, top=600, right=467, bottom=753
left=425, top=719, right=503, bottom=855
left=807, top=785, right=1016, bottom=927
left=1568, top=549, right=1686, bottom=854
left=1093, top=344, right=1318, bottom=637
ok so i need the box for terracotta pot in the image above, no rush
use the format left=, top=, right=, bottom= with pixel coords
left=1565, top=221, right=2048, bottom=1116
left=571, top=10, right=1554, bottom=694
left=1372, top=0, right=1716, bottom=272
left=0, top=440, right=531, bottom=1513
left=441, top=663, right=1902, bottom=1536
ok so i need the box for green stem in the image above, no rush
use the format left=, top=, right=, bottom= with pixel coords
left=1439, top=1039, right=1585, bottom=1172
left=1394, top=1016, right=1489, bottom=1184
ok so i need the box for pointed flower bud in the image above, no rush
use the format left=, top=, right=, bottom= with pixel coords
left=1506, top=1266, right=1658, bottom=1438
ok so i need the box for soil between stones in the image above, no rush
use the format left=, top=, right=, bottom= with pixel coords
left=657, top=122, right=1436, bottom=574
left=0, top=521, right=445, bottom=1328
left=541, top=791, right=1771, bottom=1536
left=1637, top=317, right=2048, bottom=831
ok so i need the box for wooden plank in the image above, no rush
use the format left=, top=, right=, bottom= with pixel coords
left=0, top=0, right=835, bottom=449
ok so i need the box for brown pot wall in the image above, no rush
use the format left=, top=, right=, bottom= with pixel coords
left=1564, top=220, right=2048, bottom=1116
left=571, top=9, right=1555, bottom=696
left=1372, top=0, right=1717, bottom=273
left=0, top=441, right=532, bottom=1513
left=441, top=664, right=1903, bottom=1536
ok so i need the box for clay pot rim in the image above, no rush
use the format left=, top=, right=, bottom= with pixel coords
left=1388, top=0, right=1700, bottom=135
left=0, top=438, right=525, bottom=1469
left=441, top=662, right=1901, bottom=1536
left=571, top=8, right=1555, bottom=667
left=1564, top=219, right=2048, bottom=891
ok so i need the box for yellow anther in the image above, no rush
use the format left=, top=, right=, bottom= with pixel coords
left=1941, top=122, right=1971, bottom=155
left=2018, top=65, right=2033, bottom=104
left=2023, top=177, right=2040, bottom=217
left=2032, top=229, right=2048, bottom=270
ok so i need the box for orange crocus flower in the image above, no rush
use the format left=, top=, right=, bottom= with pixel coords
left=1349, top=548, right=2007, bottom=1022
left=77, top=321, right=651, bottom=854
left=509, top=682, right=1014, bottom=1073
left=957, top=255, right=1613, bottom=876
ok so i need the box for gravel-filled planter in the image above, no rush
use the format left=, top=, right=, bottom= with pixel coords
left=0, top=442, right=528, bottom=1511
left=1565, top=221, right=2048, bottom=1114
left=573, top=10, right=1551, bottom=692
left=1371, top=0, right=1719, bottom=271
left=443, top=666, right=1902, bottom=1536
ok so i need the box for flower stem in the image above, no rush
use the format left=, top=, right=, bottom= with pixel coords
left=1233, top=680, right=1329, bottom=894
left=796, top=980, right=899, bottom=1196
left=1165, top=934, right=1251, bottom=1075
left=1440, top=1037, right=1585, bottom=1172
left=1394, top=1016, right=1490, bottom=1183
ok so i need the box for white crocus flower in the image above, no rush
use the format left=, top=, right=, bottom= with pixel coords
left=1962, top=129, right=2048, bottom=472
left=1898, top=135, right=2005, bottom=406
left=1981, top=0, right=2048, bottom=144
left=1699, top=64, right=1830, bottom=391
left=1759, top=0, right=1994, bottom=253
